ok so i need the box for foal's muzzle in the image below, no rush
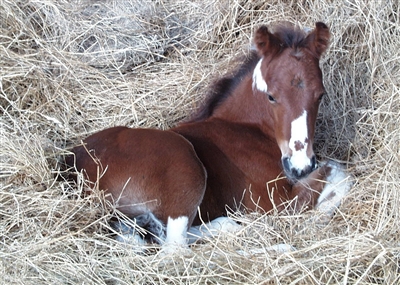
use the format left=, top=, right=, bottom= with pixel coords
left=282, top=155, right=317, bottom=183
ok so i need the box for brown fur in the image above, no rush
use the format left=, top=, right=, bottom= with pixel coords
left=67, top=22, right=332, bottom=230
left=68, top=127, right=206, bottom=226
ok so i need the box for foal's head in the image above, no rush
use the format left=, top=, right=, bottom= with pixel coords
left=252, top=22, right=330, bottom=182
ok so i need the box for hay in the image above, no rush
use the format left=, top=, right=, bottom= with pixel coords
left=1, top=0, right=399, bottom=284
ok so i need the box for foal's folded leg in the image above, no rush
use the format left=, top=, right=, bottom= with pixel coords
left=289, top=160, right=353, bottom=215
left=315, top=161, right=354, bottom=217
left=187, top=216, right=242, bottom=244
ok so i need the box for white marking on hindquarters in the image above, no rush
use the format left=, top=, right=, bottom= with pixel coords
left=288, top=110, right=310, bottom=174
left=187, top=217, right=242, bottom=244
left=252, top=58, right=268, bottom=93
left=161, top=216, right=189, bottom=254
left=316, top=161, right=353, bottom=217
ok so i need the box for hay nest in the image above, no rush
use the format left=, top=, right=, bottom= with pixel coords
left=1, top=0, right=399, bottom=284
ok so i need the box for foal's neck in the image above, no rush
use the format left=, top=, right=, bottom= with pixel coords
left=210, top=74, right=275, bottom=138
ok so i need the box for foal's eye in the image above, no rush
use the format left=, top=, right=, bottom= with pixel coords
left=267, top=94, right=276, bottom=103
left=318, top=93, right=325, bottom=101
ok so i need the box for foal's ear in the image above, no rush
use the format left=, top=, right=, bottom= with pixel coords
left=305, top=22, right=330, bottom=58
left=254, top=25, right=281, bottom=56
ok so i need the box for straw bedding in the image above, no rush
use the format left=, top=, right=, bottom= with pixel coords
left=1, top=0, right=399, bottom=284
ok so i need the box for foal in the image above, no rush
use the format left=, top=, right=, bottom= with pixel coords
left=67, top=22, right=352, bottom=252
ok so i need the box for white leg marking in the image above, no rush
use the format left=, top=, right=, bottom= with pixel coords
left=165, top=216, right=188, bottom=245
left=288, top=110, right=310, bottom=173
left=316, top=161, right=353, bottom=217
left=252, top=58, right=268, bottom=93
left=162, top=216, right=189, bottom=254
left=187, top=217, right=242, bottom=244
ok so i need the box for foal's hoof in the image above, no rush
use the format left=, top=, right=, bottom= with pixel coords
left=187, top=217, right=242, bottom=244
left=111, top=221, right=148, bottom=253
left=315, top=161, right=354, bottom=218
left=158, top=243, right=192, bottom=257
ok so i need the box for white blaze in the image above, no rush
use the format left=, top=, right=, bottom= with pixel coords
left=252, top=58, right=268, bottom=93
left=288, top=111, right=310, bottom=173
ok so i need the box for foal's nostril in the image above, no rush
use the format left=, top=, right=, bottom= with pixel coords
left=282, top=156, right=291, bottom=173
left=311, top=155, right=317, bottom=170
left=282, top=155, right=315, bottom=182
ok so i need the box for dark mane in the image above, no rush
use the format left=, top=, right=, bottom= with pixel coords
left=188, top=51, right=260, bottom=122
left=187, top=24, right=308, bottom=123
